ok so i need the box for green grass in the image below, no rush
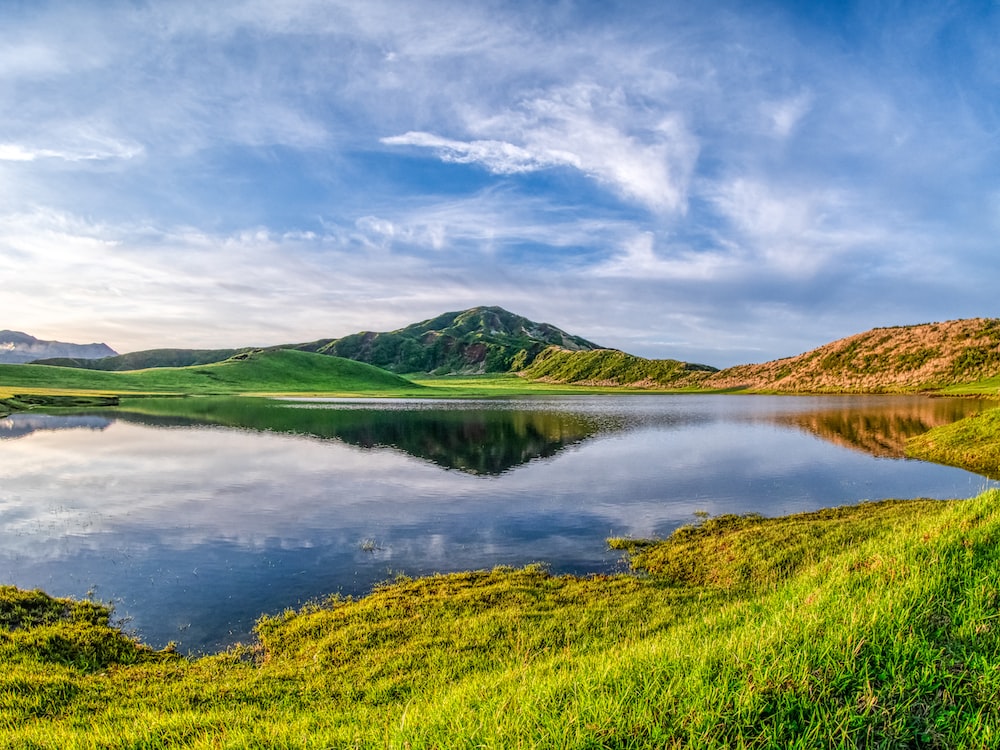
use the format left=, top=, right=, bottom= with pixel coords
left=408, top=372, right=691, bottom=395
left=521, top=346, right=716, bottom=387
left=940, top=374, right=1000, bottom=396
left=907, top=407, right=1000, bottom=479
left=0, top=349, right=426, bottom=398
left=5, top=492, right=1000, bottom=747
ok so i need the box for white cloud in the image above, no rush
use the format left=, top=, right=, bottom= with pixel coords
left=0, top=138, right=143, bottom=163
left=592, top=232, right=733, bottom=282
left=0, top=145, right=38, bottom=162
left=384, top=84, right=699, bottom=214
left=761, top=92, right=813, bottom=138
left=381, top=132, right=569, bottom=175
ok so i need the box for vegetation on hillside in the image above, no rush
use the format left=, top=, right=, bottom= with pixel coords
left=4, top=492, right=1000, bottom=747
left=522, top=346, right=717, bottom=387
left=300, top=305, right=605, bottom=375
left=19, top=312, right=1000, bottom=394
left=702, top=318, right=1000, bottom=393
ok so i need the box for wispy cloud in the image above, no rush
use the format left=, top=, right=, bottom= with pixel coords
left=384, top=83, right=699, bottom=214
left=0, top=138, right=143, bottom=163
left=381, top=132, right=568, bottom=175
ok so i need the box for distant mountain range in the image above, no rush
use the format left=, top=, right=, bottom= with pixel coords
left=13, top=309, right=1000, bottom=393
left=0, top=330, right=117, bottom=365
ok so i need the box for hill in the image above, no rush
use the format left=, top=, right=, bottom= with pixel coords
left=31, top=348, right=245, bottom=371
left=0, top=349, right=421, bottom=397
left=521, top=346, right=717, bottom=387
left=0, top=330, right=116, bottom=364
left=298, top=306, right=604, bottom=374
left=701, top=318, right=1000, bottom=393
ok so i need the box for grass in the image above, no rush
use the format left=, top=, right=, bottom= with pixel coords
left=408, top=372, right=695, bottom=395
left=907, top=407, right=1000, bottom=479
left=4, top=492, right=1000, bottom=747
left=0, top=349, right=426, bottom=398
left=521, top=347, right=716, bottom=387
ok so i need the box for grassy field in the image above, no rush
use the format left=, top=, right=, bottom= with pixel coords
left=0, top=349, right=426, bottom=400
left=0, top=354, right=695, bottom=410
left=4, top=492, right=1000, bottom=747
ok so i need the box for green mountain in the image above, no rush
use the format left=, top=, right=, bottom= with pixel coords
left=522, top=347, right=717, bottom=387
left=297, top=306, right=604, bottom=374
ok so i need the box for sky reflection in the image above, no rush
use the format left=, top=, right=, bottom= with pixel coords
left=1, top=395, right=996, bottom=651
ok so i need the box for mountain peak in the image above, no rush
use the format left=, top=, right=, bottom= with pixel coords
left=308, top=306, right=604, bottom=374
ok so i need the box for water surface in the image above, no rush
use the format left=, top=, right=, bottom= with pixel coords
left=1, top=394, right=996, bottom=652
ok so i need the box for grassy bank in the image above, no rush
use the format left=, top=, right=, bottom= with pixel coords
left=4, top=492, right=1000, bottom=747
left=907, top=407, right=1000, bottom=479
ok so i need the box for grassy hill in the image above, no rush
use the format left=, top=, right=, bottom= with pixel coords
left=32, top=348, right=245, bottom=371
left=4, top=491, right=1000, bottom=746
left=521, top=346, right=717, bottom=387
left=517, top=318, right=1000, bottom=393
left=0, top=349, right=422, bottom=398
left=299, top=305, right=604, bottom=374
left=700, top=318, right=1000, bottom=393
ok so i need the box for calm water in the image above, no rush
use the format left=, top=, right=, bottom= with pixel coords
left=1, top=394, right=997, bottom=652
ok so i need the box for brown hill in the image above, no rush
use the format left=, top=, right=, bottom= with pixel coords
left=700, top=318, right=1000, bottom=393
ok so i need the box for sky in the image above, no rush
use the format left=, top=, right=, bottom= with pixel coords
left=2, top=0, right=999, bottom=367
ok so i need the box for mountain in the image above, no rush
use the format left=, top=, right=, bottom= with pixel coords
left=701, top=318, right=1000, bottom=393
left=297, top=306, right=605, bottom=374
left=0, top=330, right=117, bottom=365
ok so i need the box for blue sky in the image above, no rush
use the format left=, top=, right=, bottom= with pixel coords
left=2, top=0, right=998, bottom=366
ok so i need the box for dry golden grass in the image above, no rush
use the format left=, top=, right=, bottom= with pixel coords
left=697, top=318, right=1000, bottom=393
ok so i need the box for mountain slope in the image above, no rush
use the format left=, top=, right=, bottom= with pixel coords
left=0, top=349, right=421, bottom=396
left=0, top=330, right=116, bottom=364
left=522, top=347, right=717, bottom=387
left=32, top=348, right=245, bottom=371
left=300, top=306, right=605, bottom=374
left=702, top=318, right=1000, bottom=392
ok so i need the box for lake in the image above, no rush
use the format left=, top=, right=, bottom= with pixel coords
left=1, top=394, right=997, bottom=653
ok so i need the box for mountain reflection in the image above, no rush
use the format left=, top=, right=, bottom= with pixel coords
left=769, top=397, right=998, bottom=458
left=109, top=398, right=605, bottom=475
left=0, top=414, right=112, bottom=440
left=10, top=395, right=997, bottom=474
